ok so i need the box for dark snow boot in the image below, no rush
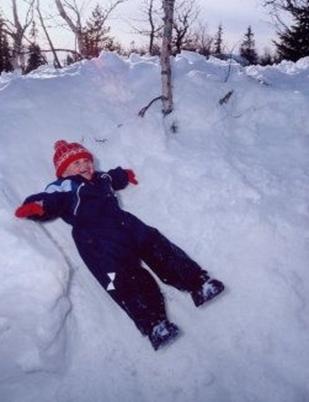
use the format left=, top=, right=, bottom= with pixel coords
left=148, top=320, right=180, bottom=351
left=191, top=278, right=224, bottom=307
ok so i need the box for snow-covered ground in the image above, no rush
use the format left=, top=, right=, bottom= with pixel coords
left=0, top=52, right=308, bottom=402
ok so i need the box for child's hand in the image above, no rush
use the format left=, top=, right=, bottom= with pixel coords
left=15, top=202, right=44, bottom=218
left=125, top=169, right=138, bottom=185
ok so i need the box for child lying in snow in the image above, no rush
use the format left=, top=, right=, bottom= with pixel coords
left=15, top=140, right=224, bottom=350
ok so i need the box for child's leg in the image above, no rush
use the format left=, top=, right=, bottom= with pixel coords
left=139, top=226, right=208, bottom=292
left=72, top=227, right=168, bottom=336
left=109, top=266, right=167, bottom=336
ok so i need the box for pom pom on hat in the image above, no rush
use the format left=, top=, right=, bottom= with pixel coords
left=54, top=140, right=67, bottom=150
left=53, top=139, right=93, bottom=177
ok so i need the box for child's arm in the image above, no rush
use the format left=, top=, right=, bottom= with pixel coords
left=107, top=167, right=138, bottom=190
left=15, top=190, right=71, bottom=221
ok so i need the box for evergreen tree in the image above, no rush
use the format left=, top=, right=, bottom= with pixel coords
left=239, top=26, right=258, bottom=65
left=24, top=21, right=46, bottom=74
left=259, top=48, right=277, bottom=66
left=24, top=43, right=46, bottom=74
left=274, top=4, right=309, bottom=61
left=0, top=16, right=13, bottom=74
left=213, top=24, right=223, bottom=55
left=82, top=4, right=115, bottom=59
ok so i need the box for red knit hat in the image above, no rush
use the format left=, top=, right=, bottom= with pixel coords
left=53, top=140, right=94, bottom=177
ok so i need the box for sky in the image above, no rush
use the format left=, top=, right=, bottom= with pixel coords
left=113, top=0, right=277, bottom=52
left=1, top=0, right=277, bottom=55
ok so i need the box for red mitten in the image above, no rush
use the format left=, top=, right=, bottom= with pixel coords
left=15, top=202, right=44, bottom=218
left=125, top=169, right=138, bottom=185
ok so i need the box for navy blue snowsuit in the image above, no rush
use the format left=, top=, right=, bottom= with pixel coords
left=24, top=168, right=207, bottom=336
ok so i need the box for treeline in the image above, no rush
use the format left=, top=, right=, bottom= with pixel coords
left=0, top=0, right=308, bottom=75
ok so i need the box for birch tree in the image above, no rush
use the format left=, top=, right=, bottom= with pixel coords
left=161, top=0, right=175, bottom=115
left=138, top=0, right=176, bottom=126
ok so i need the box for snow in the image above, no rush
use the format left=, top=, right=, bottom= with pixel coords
left=0, top=51, right=309, bottom=402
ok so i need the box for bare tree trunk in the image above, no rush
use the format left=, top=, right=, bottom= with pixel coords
left=130, top=0, right=162, bottom=56
left=10, top=0, right=35, bottom=71
left=148, top=0, right=156, bottom=54
left=36, top=0, right=62, bottom=68
left=11, top=0, right=24, bottom=70
left=161, top=0, right=175, bottom=116
left=54, top=0, right=85, bottom=56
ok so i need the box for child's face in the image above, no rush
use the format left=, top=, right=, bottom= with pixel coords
left=62, top=158, right=94, bottom=180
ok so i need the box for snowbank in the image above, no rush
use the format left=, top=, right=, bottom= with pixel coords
left=0, top=51, right=308, bottom=402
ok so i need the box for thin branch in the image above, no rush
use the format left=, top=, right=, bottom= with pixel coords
left=17, top=48, right=81, bottom=56
left=23, top=0, right=36, bottom=32
left=41, top=48, right=81, bottom=55
left=101, top=0, right=127, bottom=25
left=138, top=96, right=163, bottom=117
